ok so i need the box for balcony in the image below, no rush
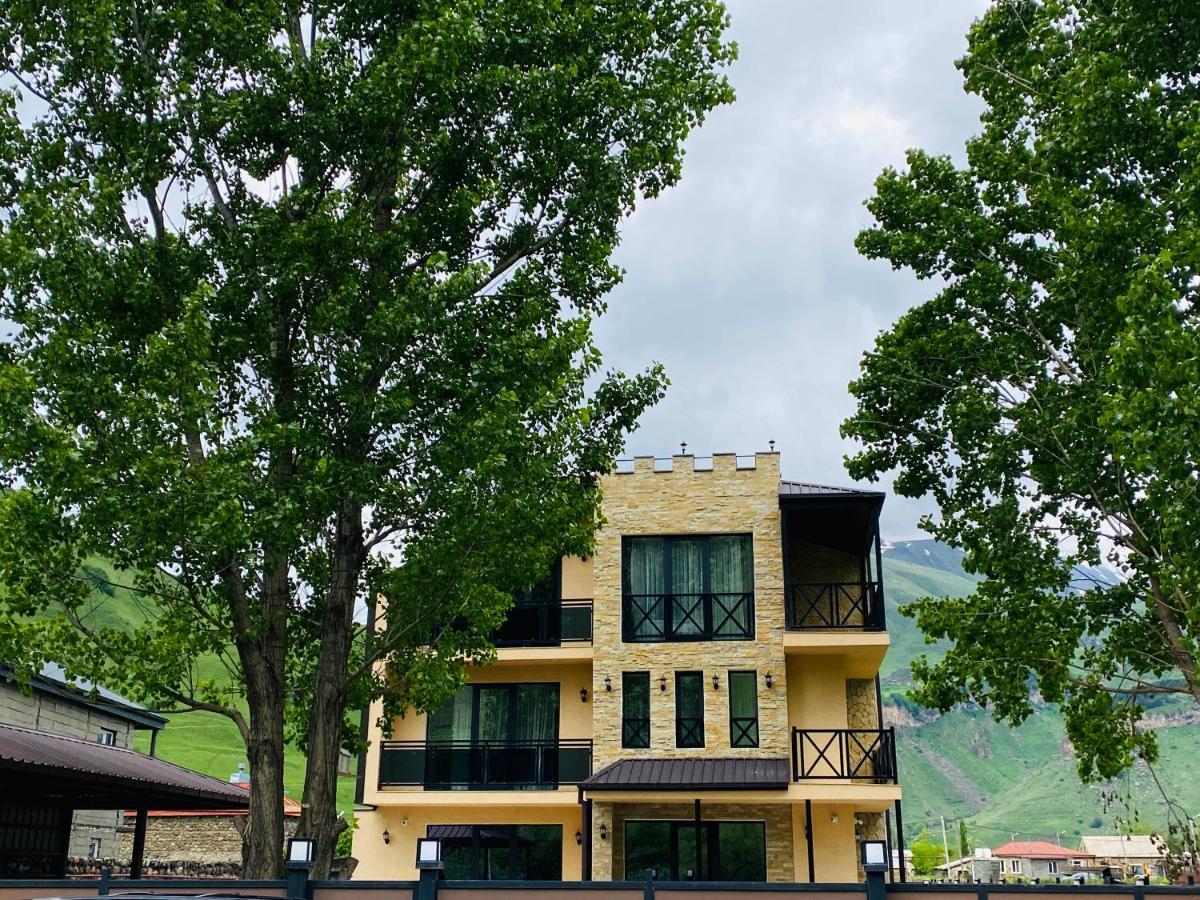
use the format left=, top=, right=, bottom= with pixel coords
left=379, top=739, right=593, bottom=790
left=784, top=581, right=884, bottom=630
left=790, top=727, right=897, bottom=784
left=493, top=598, right=592, bottom=647
left=622, top=592, right=755, bottom=642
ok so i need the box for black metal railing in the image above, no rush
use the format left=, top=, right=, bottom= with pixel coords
left=492, top=599, right=593, bottom=647
left=622, top=592, right=754, bottom=642
left=791, top=727, right=897, bottom=783
left=730, top=716, right=759, bottom=748
left=784, top=582, right=884, bottom=630
left=676, top=716, right=704, bottom=748
left=379, top=739, right=593, bottom=790
left=622, top=716, right=650, bottom=749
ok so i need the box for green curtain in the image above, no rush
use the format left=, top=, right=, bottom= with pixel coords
left=671, top=539, right=705, bottom=636
left=628, top=537, right=666, bottom=638
left=427, top=686, right=473, bottom=741
left=711, top=535, right=752, bottom=635
left=728, top=671, right=759, bottom=747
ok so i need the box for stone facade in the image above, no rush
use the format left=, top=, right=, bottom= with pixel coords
left=846, top=680, right=879, bottom=730
left=591, top=453, right=788, bottom=766
left=118, top=812, right=299, bottom=863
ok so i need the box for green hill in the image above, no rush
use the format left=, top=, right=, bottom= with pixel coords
left=881, top=540, right=1200, bottom=845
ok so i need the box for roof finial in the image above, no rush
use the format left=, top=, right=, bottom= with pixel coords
left=769, top=439, right=776, bottom=452
left=680, top=441, right=687, bottom=455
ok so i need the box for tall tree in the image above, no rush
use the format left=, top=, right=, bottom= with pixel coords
left=843, top=0, right=1200, bottom=844
left=0, top=0, right=734, bottom=876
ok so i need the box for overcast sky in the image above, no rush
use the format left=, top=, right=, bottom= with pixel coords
left=596, top=1, right=990, bottom=541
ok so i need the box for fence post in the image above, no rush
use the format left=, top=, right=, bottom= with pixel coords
left=98, top=867, right=110, bottom=897
left=644, top=868, right=656, bottom=900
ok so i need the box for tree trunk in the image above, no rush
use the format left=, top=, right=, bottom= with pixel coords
left=239, top=626, right=288, bottom=878
left=298, top=499, right=364, bottom=878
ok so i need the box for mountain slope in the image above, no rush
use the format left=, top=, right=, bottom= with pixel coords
left=881, top=540, right=1199, bottom=844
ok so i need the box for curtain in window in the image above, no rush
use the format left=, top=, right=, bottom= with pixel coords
left=728, top=671, right=759, bottom=747
left=628, top=537, right=666, bottom=638
left=514, top=684, right=559, bottom=742
left=710, top=535, right=753, bottom=636
left=671, top=539, right=705, bottom=636
left=427, top=686, right=473, bottom=741
left=675, top=672, right=704, bottom=747
left=622, top=672, right=650, bottom=748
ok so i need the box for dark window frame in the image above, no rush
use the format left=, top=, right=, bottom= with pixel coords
left=433, top=823, right=563, bottom=880
left=621, top=534, right=756, bottom=643
left=727, top=669, right=759, bottom=748
left=622, top=819, right=767, bottom=881
left=622, top=672, right=651, bottom=749
left=674, top=671, right=704, bottom=748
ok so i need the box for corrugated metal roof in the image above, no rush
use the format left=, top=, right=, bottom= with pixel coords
left=0, top=723, right=250, bottom=809
left=1078, top=836, right=1163, bottom=858
left=581, top=757, right=790, bottom=791
left=779, top=480, right=884, bottom=499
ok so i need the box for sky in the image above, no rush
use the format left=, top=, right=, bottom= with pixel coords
left=594, top=0, right=991, bottom=541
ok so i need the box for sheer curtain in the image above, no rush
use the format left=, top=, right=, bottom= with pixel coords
left=671, top=539, right=705, bottom=636
left=710, top=534, right=753, bottom=636
left=627, top=537, right=666, bottom=638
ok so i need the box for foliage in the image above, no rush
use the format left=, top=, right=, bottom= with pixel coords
left=843, top=0, right=1200, bottom=850
left=958, top=819, right=969, bottom=859
left=909, top=829, right=947, bottom=876
left=0, top=0, right=734, bottom=876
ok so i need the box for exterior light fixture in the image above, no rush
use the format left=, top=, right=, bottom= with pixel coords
left=831, top=814, right=839, bottom=825
left=861, top=840, right=888, bottom=873
left=382, top=830, right=390, bottom=845
left=712, top=673, right=720, bottom=690
left=659, top=674, right=666, bottom=692
left=580, top=687, right=588, bottom=703
left=416, top=837, right=444, bottom=870
left=764, top=672, right=773, bottom=689
left=575, top=830, right=583, bottom=846
left=604, top=675, right=612, bottom=691
left=599, top=823, right=608, bottom=840
left=286, top=837, right=315, bottom=866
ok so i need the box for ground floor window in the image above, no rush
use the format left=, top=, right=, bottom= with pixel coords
left=430, top=824, right=562, bottom=880
left=623, top=820, right=766, bottom=881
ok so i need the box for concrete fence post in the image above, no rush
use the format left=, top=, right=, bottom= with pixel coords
left=643, top=867, right=656, bottom=900
left=97, top=867, right=111, bottom=897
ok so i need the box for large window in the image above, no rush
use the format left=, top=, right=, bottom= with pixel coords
left=622, top=672, right=650, bottom=749
left=434, top=824, right=562, bottom=880
left=425, top=683, right=559, bottom=789
left=622, top=535, right=754, bottom=642
left=623, top=821, right=766, bottom=881
left=728, top=670, right=759, bottom=748
left=675, top=671, right=704, bottom=748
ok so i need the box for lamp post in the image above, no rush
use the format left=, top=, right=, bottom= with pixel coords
left=285, top=837, right=315, bottom=900
left=862, top=840, right=889, bottom=900
left=416, top=837, right=444, bottom=900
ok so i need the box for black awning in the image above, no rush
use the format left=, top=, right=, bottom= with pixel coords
left=0, top=723, right=251, bottom=810
left=581, top=757, right=790, bottom=791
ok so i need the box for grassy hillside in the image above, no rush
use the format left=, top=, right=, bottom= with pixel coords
left=881, top=541, right=1199, bottom=845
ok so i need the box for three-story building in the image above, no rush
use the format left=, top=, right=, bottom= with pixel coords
left=353, top=451, right=903, bottom=883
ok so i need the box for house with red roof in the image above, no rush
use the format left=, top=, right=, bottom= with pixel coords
left=991, top=841, right=1095, bottom=881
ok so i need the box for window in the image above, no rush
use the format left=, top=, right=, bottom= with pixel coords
left=97, top=728, right=117, bottom=746
left=675, top=671, right=704, bottom=748
left=433, top=824, right=562, bottom=880
left=1072, top=859, right=1084, bottom=868
left=623, top=821, right=766, bottom=881
left=728, top=671, right=758, bottom=747
left=425, top=683, right=560, bottom=789
left=1047, top=861, right=1059, bottom=874
left=88, top=838, right=101, bottom=859
left=622, top=672, right=650, bottom=749
left=1009, top=860, right=1021, bottom=873
left=622, top=535, right=754, bottom=642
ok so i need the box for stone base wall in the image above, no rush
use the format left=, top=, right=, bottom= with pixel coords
left=118, top=814, right=299, bottom=863
left=65, top=856, right=242, bottom=878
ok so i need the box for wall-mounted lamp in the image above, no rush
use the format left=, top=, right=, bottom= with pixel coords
left=659, top=674, right=667, bottom=692
left=764, top=672, right=773, bottom=689
left=712, top=673, right=720, bottom=690
left=575, top=830, right=583, bottom=846
left=580, top=687, right=588, bottom=703
left=604, top=675, right=612, bottom=692
left=382, top=830, right=391, bottom=845
left=599, top=823, right=608, bottom=841
left=830, top=814, right=839, bottom=825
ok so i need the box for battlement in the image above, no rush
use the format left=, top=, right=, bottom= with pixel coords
left=611, top=450, right=780, bottom=477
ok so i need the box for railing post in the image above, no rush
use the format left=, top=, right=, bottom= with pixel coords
left=644, top=868, right=656, bottom=900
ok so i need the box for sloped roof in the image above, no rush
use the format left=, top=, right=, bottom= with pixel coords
left=0, top=722, right=250, bottom=810
left=779, top=480, right=884, bottom=498
left=129, top=784, right=302, bottom=818
left=0, top=662, right=167, bottom=731
left=1078, top=836, right=1164, bottom=858
left=581, top=757, right=790, bottom=791
left=992, top=841, right=1092, bottom=860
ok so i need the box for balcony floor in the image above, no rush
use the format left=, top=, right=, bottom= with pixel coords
left=372, top=786, right=583, bottom=807
left=489, top=645, right=594, bottom=665
left=782, top=631, right=889, bottom=678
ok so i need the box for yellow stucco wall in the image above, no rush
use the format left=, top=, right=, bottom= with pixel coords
left=563, top=556, right=593, bottom=600
left=792, top=803, right=859, bottom=883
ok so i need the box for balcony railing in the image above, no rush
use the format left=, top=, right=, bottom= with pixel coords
left=492, top=599, right=593, bottom=647
left=784, top=581, right=884, bottom=630
left=791, top=727, right=897, bottom=783
left=379, top=739, right=593, bottom=790
left=622, top=592, right=755, bottom=642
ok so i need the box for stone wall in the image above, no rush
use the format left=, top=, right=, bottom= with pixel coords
left=592, top=801, right=794, bottom=883
left=845, top=680, right=879, bottom=730
left=854, top=812, right=887, bottom=881
left=591, top=453, right=788, bottom=766
left=118, top=813, right=299, bottom=863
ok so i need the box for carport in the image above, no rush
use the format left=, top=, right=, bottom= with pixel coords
left=0, top=723, right=250, bottom=878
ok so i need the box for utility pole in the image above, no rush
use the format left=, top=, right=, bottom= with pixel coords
left=941, top=816, right=952, bottom=871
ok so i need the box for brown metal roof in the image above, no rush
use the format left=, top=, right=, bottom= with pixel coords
left=0, top=723, right=252, bottom=810
left=779, top=480, right=884, bottom=499
left=581, top=757, right=790, bottom=791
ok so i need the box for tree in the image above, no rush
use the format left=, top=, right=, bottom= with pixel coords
left=958, top=820, right=970, bottom=859
left=0, top=0, right=735, bottom=877
left=909, top=830, right=947, bottom=877
left=843, top=0, right=1200, bottom=847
